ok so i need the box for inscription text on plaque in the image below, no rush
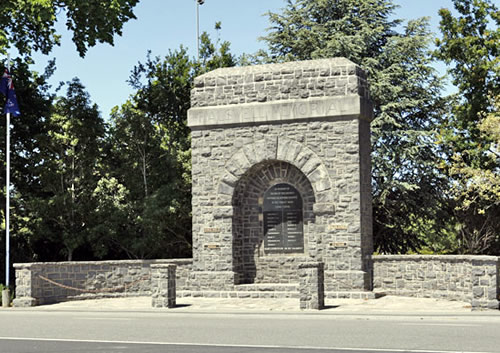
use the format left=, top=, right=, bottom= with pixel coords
left=263, top=183, right=304, bottom=253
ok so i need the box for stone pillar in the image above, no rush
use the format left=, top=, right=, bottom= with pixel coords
left=471, top=258, right=499, bottom=310
left=13, top=264, right=40, bottom=307
left=299, top=262, right=325, bottom=310
left=151, top=264, right=176, bottom=308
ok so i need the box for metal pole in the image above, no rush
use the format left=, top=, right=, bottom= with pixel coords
left=196, top=1, right=200, bottom=62
left=5, top=111, right=9, bottom=288
left=2, top=55, right=11, bottom=307
left=5, top=54, right=10, bottom=288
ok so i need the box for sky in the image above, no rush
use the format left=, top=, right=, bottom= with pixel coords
left=30, top=0, right=457, bottom=120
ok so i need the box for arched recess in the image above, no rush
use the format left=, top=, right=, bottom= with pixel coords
left=231, top=160, right=316, bottom=284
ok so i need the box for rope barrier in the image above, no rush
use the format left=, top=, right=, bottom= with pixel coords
left=38, top=273, right=352, bottom=295
left=38, top=274, right=151, bottom=294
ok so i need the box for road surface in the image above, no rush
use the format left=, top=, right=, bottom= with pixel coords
left=1, top=309, right=499, bottom=352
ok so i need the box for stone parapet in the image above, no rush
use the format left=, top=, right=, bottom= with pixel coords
left=190, top=58, right=371, bottom=109
left=373, top=255, right=499, bottom=310
left=13, top=259, right=192, bottom=306
left=189, top=59, right=373, bottom=129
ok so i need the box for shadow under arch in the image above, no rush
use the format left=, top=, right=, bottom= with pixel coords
left=231, top=160, right=316, bottom=284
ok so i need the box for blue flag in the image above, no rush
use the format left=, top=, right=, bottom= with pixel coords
left=0, top=69, right=20, bottom=116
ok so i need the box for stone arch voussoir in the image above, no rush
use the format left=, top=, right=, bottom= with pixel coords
left=216, top=137, right=335, bottom=214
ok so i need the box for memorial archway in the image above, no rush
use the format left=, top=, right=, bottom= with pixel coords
left=188, top=58, right=374, bottom=294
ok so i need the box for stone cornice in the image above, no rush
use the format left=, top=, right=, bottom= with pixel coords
left=188, top=95, right=373, bottom=128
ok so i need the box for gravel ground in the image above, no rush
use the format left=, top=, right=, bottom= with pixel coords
left=21, top=295, right=474, bottom=314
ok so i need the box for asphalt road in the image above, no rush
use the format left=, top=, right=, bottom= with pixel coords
left=4, top=339, right=494, bottom=353
left=5, top=338, right=486, bottom=353
left=1, top=310, right=500, bottom=353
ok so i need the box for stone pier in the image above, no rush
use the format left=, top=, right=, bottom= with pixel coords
left=299, top=262, right=325, bottom=310
left=151, top=264, right=177, bottom=308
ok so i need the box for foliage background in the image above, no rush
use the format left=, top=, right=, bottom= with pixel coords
left=0, top=0, right=498, bottom=286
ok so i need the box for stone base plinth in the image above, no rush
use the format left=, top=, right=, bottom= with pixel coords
left=471, top=299, right=499, bottom=311
left=13, top=297, right=38, bottom=307
left=189, top=271, right=237, bottom=291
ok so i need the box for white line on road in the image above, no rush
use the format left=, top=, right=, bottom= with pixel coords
left=401, top=323, right=479, bottom=327
left=75, top=317, right=132, bottom=321
left=0, top=337, right=495, bottom=353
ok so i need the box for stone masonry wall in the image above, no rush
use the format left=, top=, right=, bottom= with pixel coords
left=14, top=259, right=192, bottom=306
left=373, top=255, right=500, bottom=310
left=190, top=119, right=370, bottom=291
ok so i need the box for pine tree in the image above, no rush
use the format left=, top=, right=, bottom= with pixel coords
left=261, top=0, right=449, bottom=253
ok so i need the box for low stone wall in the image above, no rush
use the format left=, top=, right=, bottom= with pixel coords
left=373, top=255, right=499, bottom=310
left=13, top=259, right=192, bottom=306
left=13, top=255, right=500, bottom=310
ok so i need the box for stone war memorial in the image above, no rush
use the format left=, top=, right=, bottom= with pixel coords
left=188, top=57, right=373, bottom=301
left=12, top=58, right=500, bottom=310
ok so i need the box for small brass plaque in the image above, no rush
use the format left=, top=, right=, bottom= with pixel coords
left=329, top=223, right=348, bottom=230
left=204, top=227, right=221, bottom=233
left=330, top=242, right=348, bottom=248
left=205, top=244, right=220, bottom=249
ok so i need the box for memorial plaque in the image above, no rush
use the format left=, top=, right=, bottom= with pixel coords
left=263, top=183, right=304, bottom=253
left=204, top=227, right=222, bottom=233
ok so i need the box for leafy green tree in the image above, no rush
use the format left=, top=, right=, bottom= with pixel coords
left=102, top=29, right=236, bottom=259
left=1, top=0, right=139, bottom=279
left=435, top=0, right=500, bottom=254
left=30, top=78, right=106, bottom=261
left=90, top=175, right=132, bottom=259
left=103, top=48, right=195, bottom=259
left=260, top=0, right=450, bottom=253
left=0, top=59, right=55, bottom=282
left=436, top=0, right=499, bottom=156
left=0, top=0, right=139, bottom=58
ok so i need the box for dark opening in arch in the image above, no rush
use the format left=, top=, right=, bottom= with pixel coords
left=232, top=161, right=314, bottom=284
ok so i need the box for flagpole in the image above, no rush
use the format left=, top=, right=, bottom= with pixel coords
left=5, top=110, right=9, bottom=288
left=196, top=0, right=204, bottom=62
left=2, top=55, right=11, bottom=307
left=196, top=0, right=200, bottom=62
